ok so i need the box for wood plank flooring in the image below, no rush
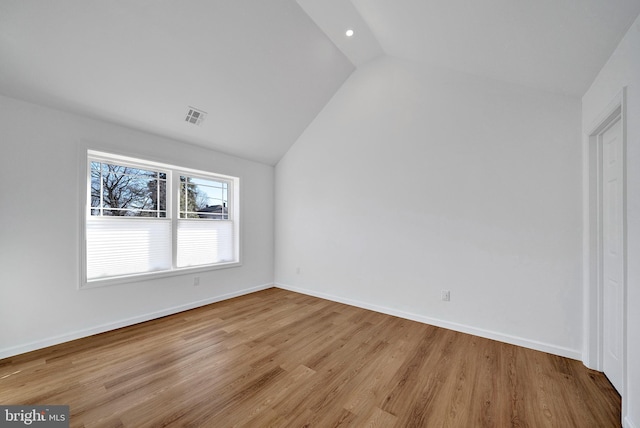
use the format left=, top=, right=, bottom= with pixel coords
left=0, top=288, right=620, bottom=427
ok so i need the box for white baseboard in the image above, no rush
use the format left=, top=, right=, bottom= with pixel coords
left=625, top=415, right=637, bottom=428
left=0, top=283, right=273, bottom=360
left=275, top=283, right=582, bottom=361
left=1, top=282, right=583, bottom=362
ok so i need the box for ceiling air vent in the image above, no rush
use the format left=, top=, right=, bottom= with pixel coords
left=185, top=107, right=206, bottom=126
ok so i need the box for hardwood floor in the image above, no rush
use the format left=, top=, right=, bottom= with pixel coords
left=0, top=288, right=620, bottom=427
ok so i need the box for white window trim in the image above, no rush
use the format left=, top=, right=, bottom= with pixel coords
left=81, top=150, right=241, bottom=289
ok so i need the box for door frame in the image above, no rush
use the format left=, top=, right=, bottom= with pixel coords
left=583, top=87, right=627, bottom=416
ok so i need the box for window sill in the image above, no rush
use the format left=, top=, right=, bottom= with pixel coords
left=80, top=261, right=242, bottom=289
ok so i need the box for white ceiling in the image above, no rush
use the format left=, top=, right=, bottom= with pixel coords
left=296, top=0, right=384, bottom=67
left=346, top=0, right=640, bottom=96
left=0, top=0, right=354, bottom=165
left=1, top=1, right=639, bottom=165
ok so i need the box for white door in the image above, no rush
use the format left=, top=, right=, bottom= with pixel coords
left=601, top=116, right=624, bottom=394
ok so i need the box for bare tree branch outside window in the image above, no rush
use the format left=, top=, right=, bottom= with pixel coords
left=91, top=162, right=167, bottom=217
left=91, top=162, right=228, bottom=219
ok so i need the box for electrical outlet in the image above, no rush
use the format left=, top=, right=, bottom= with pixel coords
left=193, top=276, right=200, bottom=286
left=441, top=290, right=450, bottom=302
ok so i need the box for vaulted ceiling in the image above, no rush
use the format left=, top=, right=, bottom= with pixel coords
left=302, top=0, right=640, bottom=96
left=0, top=1, right=354, bottom=165
left=1, top=0, right=639, bottom=165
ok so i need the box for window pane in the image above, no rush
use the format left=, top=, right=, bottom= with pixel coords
left=90, top=168, right=101, bottom=209
left=158, top=180, right=167, bottom=211
left=91, top=161, right=166, bottom=217
left=179, top=175, right=229, bottom=220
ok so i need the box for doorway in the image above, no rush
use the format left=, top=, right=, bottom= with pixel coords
left=600, top=115, right=623, bottom=393
left=585, top=88, right=626, bottom=410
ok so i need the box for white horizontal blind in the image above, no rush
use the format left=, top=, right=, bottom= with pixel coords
left=86, top=217, right=172, bottom=280
left=176, top=220, right=234, bottom=267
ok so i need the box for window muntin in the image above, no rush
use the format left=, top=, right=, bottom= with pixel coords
left=84, top=151, right=239, bottom=286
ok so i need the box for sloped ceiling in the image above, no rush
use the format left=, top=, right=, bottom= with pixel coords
left=0, top=0, right=354, bottom=165
left=1, top=1, right=639, bottom=165
left=303, top=0, right=640, bottom=97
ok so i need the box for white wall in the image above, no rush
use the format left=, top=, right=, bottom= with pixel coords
left=275, top=56, right=583, bottom=358
left=582, top=14, right=640, bottom=428
left=0, top=94, right=274, bottom=358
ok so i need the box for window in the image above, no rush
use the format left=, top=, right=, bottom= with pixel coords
left=84, top=151, right=239, bottom=286
left=176, top=175, right=233, bottom=268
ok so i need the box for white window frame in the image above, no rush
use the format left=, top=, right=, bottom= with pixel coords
left=81, top=150, right=240, bottom=288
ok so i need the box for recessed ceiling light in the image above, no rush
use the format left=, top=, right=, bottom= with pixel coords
left=345, top=29, right=354, bottom=37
